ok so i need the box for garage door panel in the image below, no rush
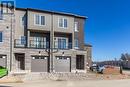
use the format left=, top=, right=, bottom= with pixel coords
left=55, top=56, right=71, bottom=72
left=31, top=56, right=48, bottom=72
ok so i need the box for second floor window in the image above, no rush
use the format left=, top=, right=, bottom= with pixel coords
left=74, top=39, right=79, bottom=48
left=74, top=22, right=78, bottom=32
left=0, top=10, right=3, bottom=20
left=58, top=18, right=68, bottom=28
left=58, top=38, right=67, bottom=49
left=35, top=14, right=45, bottom=26
left=20, top=16, right=25, bottom=27
left=0, top=32, right=3, bottom=42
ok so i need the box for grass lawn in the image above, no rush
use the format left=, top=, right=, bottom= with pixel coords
left=0, top=67, right=8, bottom=78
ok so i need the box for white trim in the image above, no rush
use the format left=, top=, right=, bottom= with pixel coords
left=74, top=22, right=79, bottom=32
left=34, top=14, right=46, bottom=26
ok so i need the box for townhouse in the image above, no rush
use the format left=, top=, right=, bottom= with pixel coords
left=0, top=3, right=91, bottom=73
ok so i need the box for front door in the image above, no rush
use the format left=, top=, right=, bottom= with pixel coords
left=15, top=53, right=25, bottom=70
left=76, top=55, right=85, bottom=70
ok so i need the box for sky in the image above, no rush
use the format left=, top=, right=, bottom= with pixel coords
left=14, top=0, right=130, bottom=61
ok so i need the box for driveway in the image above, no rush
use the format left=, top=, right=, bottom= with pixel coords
left=0, top=79, right=130, bottom=87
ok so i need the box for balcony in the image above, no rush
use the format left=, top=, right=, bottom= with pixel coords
left=14, top=39, right=72, bottom=49
left=14, top=39, right=26, bottom=48
left=54, top=41, right=72, bottom=49
left=30, top=40, right=49, bottom=49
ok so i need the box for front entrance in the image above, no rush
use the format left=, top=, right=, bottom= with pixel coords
left=76, top=55, right=85, bottom=70
left=15, top=53, right=25, bottom=70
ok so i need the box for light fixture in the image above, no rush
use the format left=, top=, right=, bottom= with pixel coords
left=39, top=51, right=41, bottom=56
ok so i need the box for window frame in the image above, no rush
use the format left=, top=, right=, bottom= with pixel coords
left=74, top=39, right=79, bottom=49
left=0, top=10, right=3, bottom=20
left=20, top=16, right=25, bottom=27
left=58, top=18, right=68, bottom=29
left=74, top=22, right=79, bottom=32
left=34, top=14, right=45, bottom=26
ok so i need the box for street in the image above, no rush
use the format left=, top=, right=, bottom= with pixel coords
left=0, top=79, right=130, bottom=87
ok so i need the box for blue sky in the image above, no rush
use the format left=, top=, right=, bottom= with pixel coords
left=15, top=0, right=130, bottom=61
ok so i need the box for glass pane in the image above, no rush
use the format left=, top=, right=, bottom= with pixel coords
left=35, top=15, right=40, bottom=24
left=0, top=32, right=3, bottom=42
left=64, top=19, right=67, bottom=28
left=74, top=22, right=78, bottom=31
left=41, top=16, right=45, bottom=25
left=0, top=10, right=3, bottom=20
left=59, top=18, right=63, bottom=27
left=58, top=38, right=61, bottom=49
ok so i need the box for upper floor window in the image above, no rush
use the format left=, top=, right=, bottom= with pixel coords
left=74, top=39, right=79, bottom=49
left=21, top=36, right=26, bottom=45
left=58, top=18, right=68, bottom=28
left=0, top=32, right=3, bottom=42
left=74, top=22, right=78, bottom=32
left=34, top=14, right=45, bottom=26
left=2, top=3, right=8, bottom=13
left=0, top=10, right=3, bottom=20
left=20, top=16, right=26, bottom=27
left=58, top=38, right=67, bottom=49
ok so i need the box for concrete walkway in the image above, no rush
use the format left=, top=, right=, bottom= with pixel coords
left=0, top=79, right=130, bottom=87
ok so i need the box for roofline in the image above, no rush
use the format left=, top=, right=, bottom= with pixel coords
left=15, top=7, right=87, bottom=19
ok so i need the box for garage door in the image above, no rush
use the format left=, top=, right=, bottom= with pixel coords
left=0, top=55, right=7, bottom=68
left=31, top=56, right=48, bottom=72
left=55, top=56, right=71, bottom=72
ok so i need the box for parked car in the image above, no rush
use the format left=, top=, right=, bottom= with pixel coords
left=90, top=64, right=105, bottom=74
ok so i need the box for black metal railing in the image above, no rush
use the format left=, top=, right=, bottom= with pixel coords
left=14, top=39, right=26, bottom=48
left=54, top=41, right=72, bottom=49
left=14, top=39, right=72, bottom=49
left=30, top=40, right=49, bottom=49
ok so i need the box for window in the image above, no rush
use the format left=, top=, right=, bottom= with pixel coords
left=0, top=10, right=3, bottom=20
left=74, top=22, right=78, bottom=32
left=74, top=39, right=79, bottom=48
left=2, top=3, right=8, bottom=13
left=20, top=16, right=25, bottom=26
left=0, top=32, right=3, bottom=42
left=21, top=36, right=26, bottom=45
left=58, top=18, right=68, bottom=28
left=58, top=38, right=67, bottom=49
left=41, top=16, right=45, bottom=25
left=34, top=14, right=45, bottom=26
left=33, top=37, right=46, bottom=48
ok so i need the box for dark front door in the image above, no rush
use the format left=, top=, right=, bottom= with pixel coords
left=76, top=55, right=85, bottom=70
left=15, top=53, right=25, bottom=70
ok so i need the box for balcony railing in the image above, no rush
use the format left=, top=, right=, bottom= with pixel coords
left=30, top=40, right=49, bottom=49
left=14, top=39, right=72, bottom=49
left=14, top=39, right=26, bottom=48
left=54, top=41, right=72, bottom=49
